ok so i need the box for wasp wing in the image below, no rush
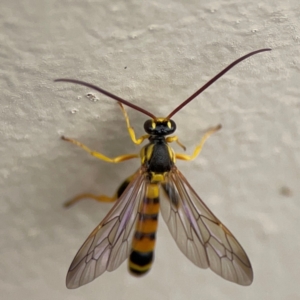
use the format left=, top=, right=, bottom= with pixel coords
left=160, top=166, right=253, bottom=285
left=66, top=168, right=148, bottom=289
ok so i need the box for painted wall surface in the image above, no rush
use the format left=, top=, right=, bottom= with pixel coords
left=1, top=1, right=299, bottom=300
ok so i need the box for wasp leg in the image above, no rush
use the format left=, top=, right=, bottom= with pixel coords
left=175, top=124, right=222, bottom=161
left=166, top=136, right=186, bottom=151
left=118, top=102, right=150, bottom=145
left=64, top=174, right=134, bottom=207
left=64, top=193, right=116, bottom=207
left=62, top=136, right=139, bottom=162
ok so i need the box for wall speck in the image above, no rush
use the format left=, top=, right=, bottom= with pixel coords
left=279, top=186, right=293, bottom=197
left=70, top=108, right=78, bottom=114
left=129, top=34, right=137, bottom=39
left=86, top=93, right=99, bottom=102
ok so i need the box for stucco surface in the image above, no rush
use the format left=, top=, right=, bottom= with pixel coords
left=1, top=1, right=299, bottom=300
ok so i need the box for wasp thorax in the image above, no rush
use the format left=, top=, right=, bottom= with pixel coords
left=144, top=118, right=176, bottom=136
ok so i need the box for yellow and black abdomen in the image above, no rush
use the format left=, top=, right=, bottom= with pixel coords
left=129, top=183, right=160, bottom=275
left=129, top=139, right=175, bottom=275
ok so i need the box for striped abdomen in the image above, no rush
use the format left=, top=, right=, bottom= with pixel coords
left=129, top=183, right=160, bottom=275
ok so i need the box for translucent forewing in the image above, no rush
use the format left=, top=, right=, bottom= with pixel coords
left=160, top=166, right=253, bottom=286
left=66, top=168, right=148, bottom=289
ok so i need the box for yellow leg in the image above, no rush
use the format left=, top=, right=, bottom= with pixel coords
left=166, top=136, right=186, bottom=151
left=118, top=102, right=149, bottom=145
left=64, top=174, right=134, bottom=207
left=175, top=124, right=222, bottom=161
left=64, top=193, right=117, bottom=207
left=62, top=136, right=139, bottom=162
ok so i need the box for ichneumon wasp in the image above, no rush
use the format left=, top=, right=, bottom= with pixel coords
left=56, top=48, right=271, bottom=289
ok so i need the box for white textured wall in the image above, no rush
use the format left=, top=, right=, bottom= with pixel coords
left=1, top=1, right=299, bottom=299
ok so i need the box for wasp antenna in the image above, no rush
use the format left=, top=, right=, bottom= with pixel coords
left=167, top=48, right=272, bottom=119
left=54, top=79, right=156, bottom=119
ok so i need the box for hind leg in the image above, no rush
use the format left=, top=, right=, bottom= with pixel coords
left=64, top=174, right=134, bottom=207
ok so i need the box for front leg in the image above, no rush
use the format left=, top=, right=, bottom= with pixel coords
left=118, top=103, right=149, bottom=145
left=175, top=124, right=221, bottom=161
left=165, top=135, right=186, bottom=151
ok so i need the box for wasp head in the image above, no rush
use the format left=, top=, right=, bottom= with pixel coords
left=143, top=118, right=176, bottom=136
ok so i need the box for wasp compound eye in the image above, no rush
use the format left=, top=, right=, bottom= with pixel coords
left=144, top=119, right=155, bottom=134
